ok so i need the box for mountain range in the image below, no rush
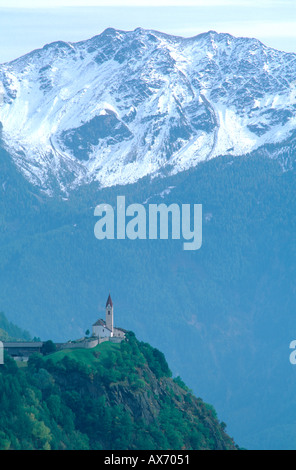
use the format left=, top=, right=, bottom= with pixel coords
left=0, top=28, right=295, bottom=450
left=0, top=27, right=296, bottom=194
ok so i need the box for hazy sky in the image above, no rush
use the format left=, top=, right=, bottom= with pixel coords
left=0, top=0, right=291, bottom=6
left=0, top=1, right=295, bottom=63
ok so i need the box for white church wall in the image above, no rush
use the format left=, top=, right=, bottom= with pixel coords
left=93, top=324, right=112, bottom=338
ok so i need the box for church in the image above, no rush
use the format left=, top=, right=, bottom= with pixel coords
left=3, top=294, right=126, bottom=363
left=92, top=294, right=126, bottom=340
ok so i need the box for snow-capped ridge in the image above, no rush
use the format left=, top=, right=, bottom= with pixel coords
left=0, top=28, right=295, bottom=194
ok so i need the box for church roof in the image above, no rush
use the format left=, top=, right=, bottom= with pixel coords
left=106, top=293, right=113, bottom=308
left=92, top=318, right=106, bottom=327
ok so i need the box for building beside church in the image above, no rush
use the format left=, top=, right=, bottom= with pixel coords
left=92, top=294, right=126, bottom=340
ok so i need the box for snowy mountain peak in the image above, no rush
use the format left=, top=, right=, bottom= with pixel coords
left=0, top=28, right=296, bottom=194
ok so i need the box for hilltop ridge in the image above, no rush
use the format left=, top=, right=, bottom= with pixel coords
left=0, top=331, right=237, bottom=450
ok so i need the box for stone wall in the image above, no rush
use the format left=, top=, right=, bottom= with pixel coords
left=55, top=338, right=98, bottom=350
left=110, top=337, right=124, bottom=343
left=98, top=337, right=109, bottom=345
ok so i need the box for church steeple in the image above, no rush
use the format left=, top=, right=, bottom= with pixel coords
left=106, top=293, right=113, bottom=308
left=106, top=293, right=114, bottom=333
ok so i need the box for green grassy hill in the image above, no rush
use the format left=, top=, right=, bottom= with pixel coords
left=43, top=341, right=120, bottom=368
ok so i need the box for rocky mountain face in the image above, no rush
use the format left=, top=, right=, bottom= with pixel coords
left=0, top=27, right=296, bottom=194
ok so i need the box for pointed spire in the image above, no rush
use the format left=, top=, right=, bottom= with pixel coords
left=106, top=293, right=113, bottom=308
